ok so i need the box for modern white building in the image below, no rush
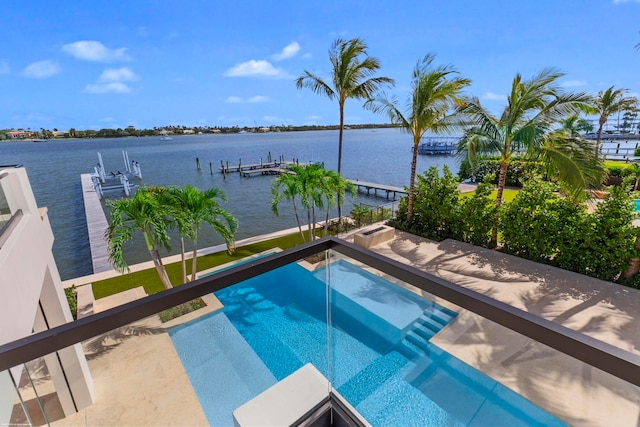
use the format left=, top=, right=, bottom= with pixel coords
left=0, top=166, right=93, bottom=424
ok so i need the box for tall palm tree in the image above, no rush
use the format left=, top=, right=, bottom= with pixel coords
left=166, top=185, right=237, bottom=282
left=296, top=38, right=394, bottom=218
left=106, top=187, right=173, bottom=290
left=593, top=86, right=637, bottom=158
left=458, top=68, right=597, bottom=246
left=366, top=54, right=470, bottom=220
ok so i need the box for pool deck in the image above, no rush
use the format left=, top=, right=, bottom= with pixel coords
left=48, top=225, right=640, bottom=427
left=348, top=228, right=640, bottom=427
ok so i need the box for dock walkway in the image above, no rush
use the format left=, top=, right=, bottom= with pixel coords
left=347, top=179, right=407, bottom=200
left=80, top=174, right=112, bottom=274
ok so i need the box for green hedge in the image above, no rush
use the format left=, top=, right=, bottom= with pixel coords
left=458, top=158, right=542, bottom=187
left=393, top=167, right=640, bottom=286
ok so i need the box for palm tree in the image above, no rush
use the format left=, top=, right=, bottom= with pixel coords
left=166, top=185, right=237, bottom=282
left=318, top=169, right=355, bottom=236
left=272, top=164, right=353, bottom=240
left=458, top=68, right=597, bottom=246
left=593, top=86, right=637, bottom=158
left=296, top=38, right=394, bottom=218
left=106, top=187, right=173, bottom=290
left=558, top=115, right=594, bottom=137
left=271, top=167, right=307, bottom=242
left=365, top=54, right=470, bottom=220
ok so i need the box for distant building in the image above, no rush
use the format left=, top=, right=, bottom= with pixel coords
left=0, top=166, right=94, bottom=423
left=258, top=127, right=270, bottom=133
left=6, top=131, right=36, bottom=139
left=183, top=129, right=195, bottom=134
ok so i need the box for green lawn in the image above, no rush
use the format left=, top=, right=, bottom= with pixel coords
left=605, top=160, right=633, bottom=170
left=459, top=188, right=519, bottom=203
left=92, top=232, right=307, bottom=299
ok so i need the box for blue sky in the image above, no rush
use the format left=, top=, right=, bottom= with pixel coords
left=2, top=0, right=640, bottom=131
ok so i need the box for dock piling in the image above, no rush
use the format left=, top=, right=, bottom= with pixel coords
left=196, top=157, right=201, bottom=171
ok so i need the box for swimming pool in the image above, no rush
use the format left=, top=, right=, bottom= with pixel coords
left=169, top=259, right=566, bottom=426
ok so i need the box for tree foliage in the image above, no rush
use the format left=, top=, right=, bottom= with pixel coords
left=500, top=177, right=637, bottom=281
left=458, top=68, right=599, bottom=245
left=365, top=54, right=470, bottom=220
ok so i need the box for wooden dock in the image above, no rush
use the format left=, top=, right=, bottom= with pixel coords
left=347, top=179, right=407, bottom=200
left=220, top=160, right=294, bottom=174
left=80, top=174, right=113, bottom=274
left=240, top=167, right=287, bottom=177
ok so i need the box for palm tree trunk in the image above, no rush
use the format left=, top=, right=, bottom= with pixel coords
left=407, top=140, right=420, bottom=220
left=191, top=244, right=198, bottom=282
left=307, top=202, right=313, bottom=241
left=292, top=199, right=306, bottom=242
left=180, top=236, right=187, bottom=284
left=490, top=160, right=509, bottom=247
left=337, top=101, right=345, bottom=221
left=595, top=121, right=604, bottom=159
left=151, top=249, right=173, bottom=290
left=311, top=205, right=317, bottom=240
left=324, top=209, right=330, bottom=237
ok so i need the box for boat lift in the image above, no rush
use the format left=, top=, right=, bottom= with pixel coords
left=91, top=151, right=142, bottom=199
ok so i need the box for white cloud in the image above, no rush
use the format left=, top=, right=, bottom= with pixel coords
left=248, top=95, right=269, bottom=103
left=483, top=91, right=507, bottom=101
left=84, top=82, right=132, bottom=94
left=98, top=67, right=138, bottom=83
left=562, top=80, right=588, bottom=87
left=271, top=42, right=300, bottom=61
left=225, top=95, right=269, bottom=103
left=223, top=59, right=290, bottom=78
left=0, top=61, right=9, bottom=74
left=22, top=60, right=60, bottom=79
left=62, top=40, right=130, bottom=62
left=167, top=31, right=180, bottom=40
left=84, top=67, right=138, bottom=94
left=302, top=53, right=312, bottom=59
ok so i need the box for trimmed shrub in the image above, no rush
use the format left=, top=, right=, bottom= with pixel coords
left=65, top=285, right=77, bottom=320
left=458, top=157, right=542, bottom=187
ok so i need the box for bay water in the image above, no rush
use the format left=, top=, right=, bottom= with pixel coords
left=0, top=128, right=459, bottom=280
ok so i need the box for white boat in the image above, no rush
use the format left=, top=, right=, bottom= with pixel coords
left=159, top=136, right=173, bottom=141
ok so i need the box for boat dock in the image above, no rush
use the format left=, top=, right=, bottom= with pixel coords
left=80, top=173, right=112, bottom=274
left=347, top=179, right=407, bottom=200
left=418, top=136, right=460, bottom=155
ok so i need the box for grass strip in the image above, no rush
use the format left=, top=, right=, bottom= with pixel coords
left=92, top=232, right=306, bottom=299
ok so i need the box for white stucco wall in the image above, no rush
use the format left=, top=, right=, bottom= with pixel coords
left=0, top=168, right=93, bottom=423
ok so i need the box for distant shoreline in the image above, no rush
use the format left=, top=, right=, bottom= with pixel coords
left=0, top=124, right=398, bottom=142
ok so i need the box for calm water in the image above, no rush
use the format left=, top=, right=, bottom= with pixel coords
left=0, top=129, right=459, bottom=279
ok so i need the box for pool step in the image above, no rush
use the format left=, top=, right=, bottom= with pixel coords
left=397, top=306, right=458, bottom=360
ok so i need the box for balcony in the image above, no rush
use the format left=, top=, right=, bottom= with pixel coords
left=1, top=237, right=639, bottom=426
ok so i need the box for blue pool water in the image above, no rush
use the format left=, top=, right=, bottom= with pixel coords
left=634, top=200, right=640, bottom=212
left=169, top=259, right=567, bottom=426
